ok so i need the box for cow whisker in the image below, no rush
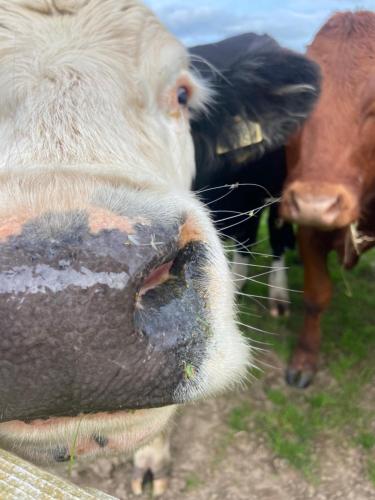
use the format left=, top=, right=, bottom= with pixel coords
left=245, top=345, right=268, bottom=353
left=235, top=320, right=276, bottom=336
left=220, top=214, right=262, bottom=232
left=237, top=311, right=262, bottom=320
left=196, top=182, right=274, bottom=207
left=210, top=209, right=251, bottom=214
left=219, top=216, right=253, bottom=233
left=130, top=242, right=166, bottom=247
left=221, top=234, right=251, bottom=253
left=252, top=357, right=278, bottom=371
left=223, top=234, right=272, bottom=252
left=248, top=197, right=280, bottom=215
left=225, top=234, right=269, bottom=252
left=240, top=337, right=271, bottom=347
left=223, top=240, right=252, bottom=251
left=224, top=244, right=246, bottom=251
left=196, top=182, right=271, bottom=196
left=235, top=291, right=290, bottom=304
left=231, top=261, right=274, bottom=269
left=213, top=210, right=257, bottom=224
left=246, top=369, right=264, bottom=382
left=232, top=268, right=287, bottom=280
left=246, top=277, right=301, bottom=293
left=248, top=236, right=271, bottom=249
left=230, top=249, right=279, bottom=259
left=239, top=295, right=269, bottom=312
left=232, top=272, right=301, bottom=293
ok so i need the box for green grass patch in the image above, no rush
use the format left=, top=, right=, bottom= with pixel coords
left=233, top=212, right=375, bottom=481
left=255, top=401, right=314, bottom=474
left=228, top=403, right=252, bottom=432
left=357, top=432, right=375, bottom=451
left=184, top=473, right=203, bottom=491
left=266, top=388, right=287, bottom=405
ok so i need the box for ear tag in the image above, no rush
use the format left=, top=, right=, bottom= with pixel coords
left=216, top=117, right=263, bottom=155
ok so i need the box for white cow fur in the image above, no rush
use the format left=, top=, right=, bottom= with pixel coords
left=268, top=256, right=290, bottom=317
left=0, top=0, right=250, bottom=482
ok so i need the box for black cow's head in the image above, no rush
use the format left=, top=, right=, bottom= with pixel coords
left=190, top=33, right=321, bottom=171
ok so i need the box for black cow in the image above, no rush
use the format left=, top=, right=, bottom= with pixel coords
left=190, top=33, right=320, bottom=315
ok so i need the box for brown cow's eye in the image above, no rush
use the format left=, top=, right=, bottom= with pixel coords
left=177, top=86, right=189, bottom=106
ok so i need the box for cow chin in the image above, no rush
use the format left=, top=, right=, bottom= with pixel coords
left=0, top=407, right=176, bottom=465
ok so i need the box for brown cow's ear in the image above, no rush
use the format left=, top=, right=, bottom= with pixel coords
left=190, top=44, right=321, bottom=168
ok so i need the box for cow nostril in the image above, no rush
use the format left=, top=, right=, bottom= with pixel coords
left=138, top=260, right=174, bottom=298
left=52, top=446, right=71, bottom=463
left=326, top=194, right=342, bottom=214
left=92, top=434, right=109, bottom=448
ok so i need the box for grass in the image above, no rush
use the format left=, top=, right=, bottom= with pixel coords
left=183, top=362, right=196, bottom=381
left=230, top=214, right=375, bottom=484
left=184, top=473, right=203, bottom=491
left=256, top=394, right=314, bottom=475
left=357, top=433, right=375, bottom=451
left=228, top=402, right=252, bottom=432
left=68, top=416, right=85, bottom=475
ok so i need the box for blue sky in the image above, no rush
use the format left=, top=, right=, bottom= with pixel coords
left=144, top=0, right=374, bottom=50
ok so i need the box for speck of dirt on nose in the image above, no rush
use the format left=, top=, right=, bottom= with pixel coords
left=183, top=362, right=196, bottom=381
left=53, top=446, right=71, bottom=463
left=92, top=434, right=109, bottom=448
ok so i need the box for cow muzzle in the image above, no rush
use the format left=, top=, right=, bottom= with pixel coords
left=281, top=181, right=359, bottom=229
left=0, top=209, right=212, bottom=423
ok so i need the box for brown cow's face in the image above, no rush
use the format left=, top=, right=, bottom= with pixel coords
left=281, top=28, right=375, bottom=230
left=0, top=0, right=249, bottom=464
left=281, top=103, right=363, bottom=230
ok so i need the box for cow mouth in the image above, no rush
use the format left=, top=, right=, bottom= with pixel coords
left=0, top=406, right=176, bottom=465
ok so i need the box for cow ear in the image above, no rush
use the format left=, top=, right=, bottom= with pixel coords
left=190, top=47, right=321, bottom=163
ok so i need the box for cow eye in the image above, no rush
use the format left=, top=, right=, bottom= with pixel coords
left=177, top=86, right=189, bottom=107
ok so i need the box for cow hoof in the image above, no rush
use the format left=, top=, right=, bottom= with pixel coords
left=285, top=366, right=315, bottom=388
left=132, top=433, right=171, bottom=496
left=270, top=303, right=290, bottom=318
left=131, top=468, right=169, bottom=497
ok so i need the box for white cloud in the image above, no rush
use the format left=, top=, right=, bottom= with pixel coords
left=144, top=0, right=375, bottom=50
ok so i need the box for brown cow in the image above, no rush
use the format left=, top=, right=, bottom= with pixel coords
left=281, top=11, right=375, bottom=388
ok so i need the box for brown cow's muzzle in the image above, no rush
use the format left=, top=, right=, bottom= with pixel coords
left=281, top=181, right=360, bottom=229
left=0, top=209, right=211, bottom=423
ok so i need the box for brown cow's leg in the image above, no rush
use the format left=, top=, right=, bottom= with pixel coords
left=286, top=227, right=333, bottom=388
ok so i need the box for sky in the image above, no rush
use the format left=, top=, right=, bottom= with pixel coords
left=144, top=0, right=375, bottom=51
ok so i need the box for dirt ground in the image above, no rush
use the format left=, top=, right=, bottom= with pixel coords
left=54, top=248, right=375, bottom=500
left=60, top=351, right=375, bottom=500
